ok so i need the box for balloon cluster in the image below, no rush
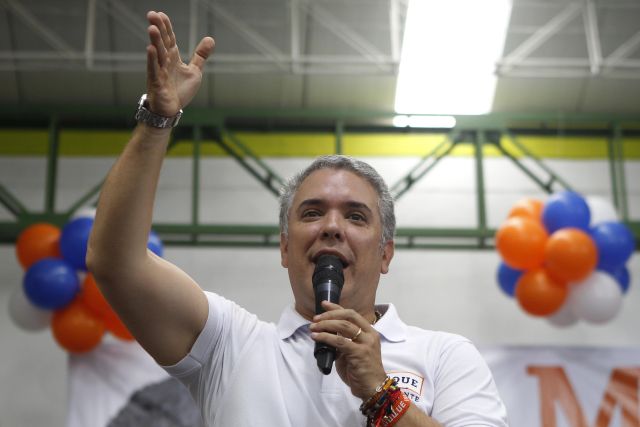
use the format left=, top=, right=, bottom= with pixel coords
left=496, top=192, right=634, bottom=326
left=9, top=208, right=164, bottom=352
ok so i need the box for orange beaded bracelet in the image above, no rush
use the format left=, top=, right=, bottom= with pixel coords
left=377, top=387, right=411, bottom=427
left=361, top=377, right=411, bottom=427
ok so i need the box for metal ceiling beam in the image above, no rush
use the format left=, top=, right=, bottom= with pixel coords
left=500, top=68, right=640, bottom=79
left=389, top=0, right=402, bottom=66
left=201, top=0, right=288, bottom=71
left=289, top=0, right=303, bottom=74
left=4, top=0, right=76, bottom=59
left=188, top=0, right=199, bottom=56
left=499, top=2, right=583, bottom=74
left=84, top=0, right=97, bottom=69
left=0, top=109, right=638, bottom=248
left=299, top=0, right=391, bottom=71
left=100, top=0, right=149, bottom=44
left=390, top=131, right=458, bottom=200
left=605, top=29, right=640, bottom=70
left=583, top=0, right=602, bottom=75
left=497, top=0, right=640, bottom=78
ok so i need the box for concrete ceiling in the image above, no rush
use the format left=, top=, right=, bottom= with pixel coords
left=0, top=0, right=639, bottom=115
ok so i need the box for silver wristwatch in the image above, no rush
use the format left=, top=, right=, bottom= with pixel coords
left=134, top=94, right=183, bottom=128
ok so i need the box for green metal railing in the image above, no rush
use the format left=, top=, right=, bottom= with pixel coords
left=0, top=107, right=638, bottom=248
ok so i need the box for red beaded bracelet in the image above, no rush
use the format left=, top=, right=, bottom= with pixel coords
left=376, top=387, right=411, bottom=427
left=362, top=377, right=411, bottom=427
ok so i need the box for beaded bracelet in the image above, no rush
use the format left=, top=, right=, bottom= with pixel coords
left=360, top=377, right=396, bottom=418
left=374, top=387, right=411, bottom=427
left=361, top=377, right=411, bottom=427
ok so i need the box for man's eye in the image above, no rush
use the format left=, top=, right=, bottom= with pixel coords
left=348, top=213, right=366, bottom=222
left=302, top=210, right=321, bottom=218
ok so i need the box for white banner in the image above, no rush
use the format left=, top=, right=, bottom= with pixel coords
left=480, top=346, right=640, bottom=427
left=69, top=343, right=640, bottom=427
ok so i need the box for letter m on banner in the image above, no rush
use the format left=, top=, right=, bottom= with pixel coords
left=527, top=366, right=640, bottom=427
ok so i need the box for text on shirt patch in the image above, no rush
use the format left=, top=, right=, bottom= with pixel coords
left=388, top=371, right=424, bottom=403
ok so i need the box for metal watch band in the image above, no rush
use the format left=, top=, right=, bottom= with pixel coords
left=134, top=94, right=183, bottom=128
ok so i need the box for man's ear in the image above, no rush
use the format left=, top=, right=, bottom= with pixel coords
left=380, top=240, right=394, bottom=274
left=280, top=232, right=289, bottom=268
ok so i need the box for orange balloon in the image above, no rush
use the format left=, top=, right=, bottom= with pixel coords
left=16, top=223, right=61, bottom=269
left=51, top=299, right=105, bottom=353
left=78, top=274, right=134, bottom=341
left=515, top=269, right=568, bottom=316
left=79, top=274, right=111, bottom=318
left=496, top=216, right=548, bottom=270
left=104, top=309, right=135, bottom=341
left=545, top=228, right=598, bottom=283
left=508, top=198, right=544, bottom=221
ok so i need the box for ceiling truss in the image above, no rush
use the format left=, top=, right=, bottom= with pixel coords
left=498, top=0, right=640, bottom=79
left=1, top=0, right=639, bottom=78
left=0, top=0, right=406, bottom=74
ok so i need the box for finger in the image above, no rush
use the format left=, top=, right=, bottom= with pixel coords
left=310, top=319, right=362, bottom=340
left=311, top=331, right=355, bottom=352
left=146, top=11, right=163, bottom=33
left=148, top=25, right=167, bottom=66
left=157, top=12, right=174, bottom=48
left=146, top=44, right=158, bottom=82
left=315, top=303, right=372, bottom=330
left=189, top=37, right=215, bottom=71
left=160, top=13, right=177, bottom=48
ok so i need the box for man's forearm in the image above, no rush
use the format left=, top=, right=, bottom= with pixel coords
left=395, top=404, right=442, bottom=427
left=87, top=124, right=171, bottom=278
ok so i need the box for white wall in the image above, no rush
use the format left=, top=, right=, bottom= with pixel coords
left=1, top=154, right=638, bottom=426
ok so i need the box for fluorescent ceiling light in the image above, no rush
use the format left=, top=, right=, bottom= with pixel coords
left=395, top=0, right=512, bottom=115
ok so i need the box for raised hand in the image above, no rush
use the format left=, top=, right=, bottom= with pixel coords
left=145, top=11, right=215, bottom=117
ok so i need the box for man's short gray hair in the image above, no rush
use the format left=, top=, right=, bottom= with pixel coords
left=278, top=155, right=396, bottom=247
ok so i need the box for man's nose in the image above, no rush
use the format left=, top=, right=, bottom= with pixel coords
left=321, top=212, right=344, bottom=241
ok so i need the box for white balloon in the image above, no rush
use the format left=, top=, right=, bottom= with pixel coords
left=547, top=300, right=578, bottom=328
left=71, top=206, right=97, bottom=220
left=569, top=271, right=623, bottom=324
left=586, top=196, right=618, bottom=226
left=8, top=285, right=52, bottom=331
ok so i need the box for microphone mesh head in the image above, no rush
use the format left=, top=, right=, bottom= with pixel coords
left=313, top=254, right=344, bottom=287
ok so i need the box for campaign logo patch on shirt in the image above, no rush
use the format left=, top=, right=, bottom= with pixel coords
left=388, top=371, right=424, bottom=403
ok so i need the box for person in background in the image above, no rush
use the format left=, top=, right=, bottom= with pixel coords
left=87, top=10, right=508, bottom=427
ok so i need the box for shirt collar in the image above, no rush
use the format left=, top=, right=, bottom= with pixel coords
left=276, top=303, right=407, bottom=343
left=277, top=304, right=310, bottom=340
left=373, top=304, right=407, bottom=343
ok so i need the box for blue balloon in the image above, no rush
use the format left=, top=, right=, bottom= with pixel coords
left=147, top=230, right=164, bottom=257
left=497, top=262, right=523, bottom=297
left=542, top=191, right=590, bottom=233
left=60, top=217, right=94, bottom=271
left=591, top=221, right=635, bottom=272
left=23, top=258, right=80, bottom=310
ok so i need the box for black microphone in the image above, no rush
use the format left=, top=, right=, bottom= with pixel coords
left=313, top=254, right=344, bottom=375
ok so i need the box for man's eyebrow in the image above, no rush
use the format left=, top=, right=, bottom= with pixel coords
left=296, top=198, right=373, bottom=214
left=344, top=201, right=373, bottom=214
left=297, top=199, right=323, bottom=210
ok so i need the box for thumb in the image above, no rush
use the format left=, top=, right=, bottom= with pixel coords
left=189, top=36, right=215, bottom=71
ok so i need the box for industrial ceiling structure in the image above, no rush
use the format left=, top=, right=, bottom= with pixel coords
left=0, top=0, right=639, bottom=248
left=0, top=0, right=639, bottom=113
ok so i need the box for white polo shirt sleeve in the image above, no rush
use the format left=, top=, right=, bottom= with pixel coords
left=431, top=336, right=508, bottom=426
left=161, top=291, right=262, bottom=420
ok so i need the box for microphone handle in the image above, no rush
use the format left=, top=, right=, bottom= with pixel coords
left=314, top=280, right=342, bottom=375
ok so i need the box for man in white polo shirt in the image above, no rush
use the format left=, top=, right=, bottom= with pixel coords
left=87, top=10, right=508, bottom=427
